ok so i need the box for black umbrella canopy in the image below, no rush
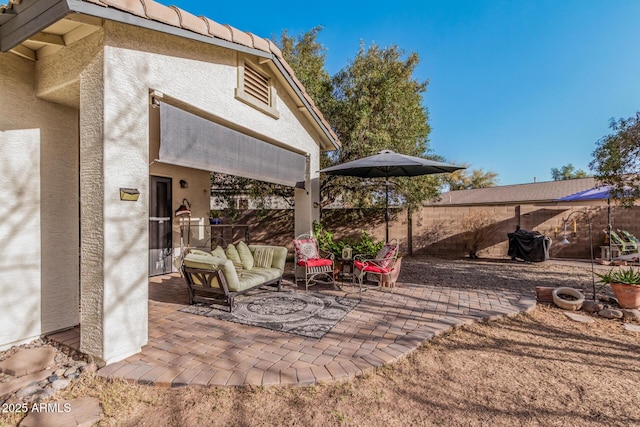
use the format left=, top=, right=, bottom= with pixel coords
left=319, top=150, right=464, bottom=242
left=320, top=150, right=463, bottom=177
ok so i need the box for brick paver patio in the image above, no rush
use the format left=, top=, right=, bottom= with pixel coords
left=50, top=274, right=535, bottom=387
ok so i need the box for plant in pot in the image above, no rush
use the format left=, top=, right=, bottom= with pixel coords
left=209, top=210, right=222, bottom=225
left=595, top=267, right=640, bottom=309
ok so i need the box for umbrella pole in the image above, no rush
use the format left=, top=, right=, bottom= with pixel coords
left=385, top=177, right=390, bottom=243
left=608, top=198, right=612, bottom=262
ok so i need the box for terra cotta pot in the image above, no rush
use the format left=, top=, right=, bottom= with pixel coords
left=610, top=282, right=640, bottom=309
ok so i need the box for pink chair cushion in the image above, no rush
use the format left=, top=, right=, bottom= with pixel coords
left=354, top=259, right=391, bottom=274
left=298, top=258, right=333, bottom=267
left=375, top=244, right=398, bottom=269
left=294, top=238, right=319, bottom=260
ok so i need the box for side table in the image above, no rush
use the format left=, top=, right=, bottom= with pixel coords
left=337, top=258, right=355, bottom=285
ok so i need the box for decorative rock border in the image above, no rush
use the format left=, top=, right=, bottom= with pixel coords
left=0, top=338, right=98, bottom=408
left=538, top=285, right=640, bottom=323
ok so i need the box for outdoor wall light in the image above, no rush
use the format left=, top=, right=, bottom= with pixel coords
left=120, top=188, right=140, bottom=201
left=175, top=198, right=192, bottom=217
left=180, top=179, right=188, bottom=189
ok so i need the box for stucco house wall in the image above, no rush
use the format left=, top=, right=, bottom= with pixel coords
left=0, top=0, right=337, bottom=363
left=0, top=51, right=79, bottom=350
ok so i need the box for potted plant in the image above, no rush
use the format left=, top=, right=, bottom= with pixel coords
left=209, top=210, right=222, bottom=225
left=595, top=267, right=640, bottom=309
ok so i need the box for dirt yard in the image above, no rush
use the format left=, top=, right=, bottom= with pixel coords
left=3, top=256, right=640, bottom=426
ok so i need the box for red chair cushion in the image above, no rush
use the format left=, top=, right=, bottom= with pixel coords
left=354, top=260, right=391, bottom=274
left=298, top=258, right=333, bottom=267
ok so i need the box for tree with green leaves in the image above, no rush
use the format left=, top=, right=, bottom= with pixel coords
left=590, top=113, right=640, bottom=206
left=212, top=28, right=448, bottom=217
left=550, top=163, right=589, bottom=181
left=443, top=166, right=498, bottom=191
left=277, top=26, right=334, bottom=116
left=323, top=41, right=439, bottom=212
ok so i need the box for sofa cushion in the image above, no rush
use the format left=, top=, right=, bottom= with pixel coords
left=249, top=245, right=287, bottom=272
left=237, top=241, right=254, bottom=270
left=241, top=267, right=282, bottom=285
left=182, top=253, right=240, bottom=291
left=186, top=249, right=213, bottom=258
left=253, top=247, right=274, bottom=269
left=211, top=246, right=227, bottom=259
left=225, top=244, right=242, bottom=265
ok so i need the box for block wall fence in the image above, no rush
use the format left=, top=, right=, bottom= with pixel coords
left=227, top=201, right=640, bottom=260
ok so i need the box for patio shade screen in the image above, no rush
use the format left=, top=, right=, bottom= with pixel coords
left=159, top=103, right=306, bottom=187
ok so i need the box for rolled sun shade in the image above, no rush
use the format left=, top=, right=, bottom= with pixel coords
left=159, top=102, right=307, bottom=187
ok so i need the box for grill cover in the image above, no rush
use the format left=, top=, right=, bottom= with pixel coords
left=507, top=228, right=550, bottom=262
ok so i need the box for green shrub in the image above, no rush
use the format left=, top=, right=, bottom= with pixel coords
left=313, top=222, right=384, bottom=258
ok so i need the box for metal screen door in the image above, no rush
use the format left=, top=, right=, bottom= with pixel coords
left=149, top=176, right=172, bottom=276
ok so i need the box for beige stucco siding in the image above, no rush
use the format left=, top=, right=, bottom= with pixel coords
left=0, top=16, right=327, bottom=360
left=105, top=21, right=320, bottom=237
left=0, top=52, right=79, bottom=351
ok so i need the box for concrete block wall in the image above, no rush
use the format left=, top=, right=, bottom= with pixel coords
left=223, top=201, right=640, bottom=261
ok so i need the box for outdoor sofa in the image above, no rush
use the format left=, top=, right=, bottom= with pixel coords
left=181, top=242, right=287, bottom=311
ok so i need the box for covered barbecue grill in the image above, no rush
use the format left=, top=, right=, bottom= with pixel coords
left=508, top=227, right=551, bottom=262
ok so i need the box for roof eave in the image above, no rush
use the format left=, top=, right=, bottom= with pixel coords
left=0, top=0, right=341, bottom=151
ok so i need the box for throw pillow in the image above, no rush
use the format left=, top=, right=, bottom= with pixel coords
left=237, top=241, right=254, bottom=270
left=294, top=238, right=319, bottom=260
left=225, top=244, right=242, bottom=265
left=211, top=246, right=227, bottom=259
left=375, top=243, right=398, bottom=269
left=253, top=247, right=274, bottom=268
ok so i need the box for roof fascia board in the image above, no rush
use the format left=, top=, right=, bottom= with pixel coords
left=0, top=0, right=69, bottom=51
left=271, top=57, right=339, bottom=151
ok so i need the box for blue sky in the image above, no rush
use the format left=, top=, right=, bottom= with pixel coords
left=159, top=0, right=640, bottom=185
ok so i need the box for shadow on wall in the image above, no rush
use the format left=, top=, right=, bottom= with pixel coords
left=230, top=208, right=389, bottom=250
left=414, top=207, right=613, bottom=259
left=219, top=204, right=622, bottom=260
left=234, top=209, right=295, bottom=247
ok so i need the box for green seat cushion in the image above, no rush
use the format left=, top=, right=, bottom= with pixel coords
left=183, top=253, right=240, bottom=291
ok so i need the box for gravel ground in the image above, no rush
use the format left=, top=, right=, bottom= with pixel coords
left=398, top=254, right=613, bottom=297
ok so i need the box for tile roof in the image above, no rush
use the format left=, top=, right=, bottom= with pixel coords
left=0, top=0, right=340, bottom=147
left=430, top=177, right=599, bottom=206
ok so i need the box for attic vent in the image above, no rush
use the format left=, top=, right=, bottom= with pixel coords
left=244, top=63, right=270, bottom=105
left=235, top=57, right=279, bottom=119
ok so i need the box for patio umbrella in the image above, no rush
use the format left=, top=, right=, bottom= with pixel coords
left=320, top=150, right=464, bottom=241
left=556, top=185, right=629, bottom=261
